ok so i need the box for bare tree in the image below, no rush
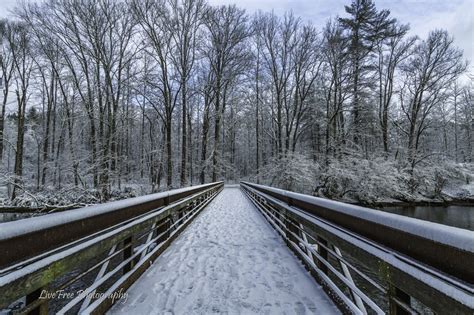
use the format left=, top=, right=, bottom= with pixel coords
left=376, top=23, right=415, bottom=154
left=399, top=30, right=466, bottom=171
left=168, top=0, right=205, bottom=186
left=258, top=12, right=299, bottom=156
left=203, top=5, right=250, bottom=181
left=132, top=0, right=179, bottom=188
left=321, top=20, right=351, bottom=160
left=6, top=22, right=34, bottom=199
left=0, top=20, right=15, bottom=162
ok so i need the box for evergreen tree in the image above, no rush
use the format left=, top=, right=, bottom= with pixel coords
left=339, top=0, right=397, bottom=148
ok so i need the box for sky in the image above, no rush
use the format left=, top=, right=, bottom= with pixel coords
left=207, top=0, right=474, bottom=66
left=0, top=0, right=472, bottom=66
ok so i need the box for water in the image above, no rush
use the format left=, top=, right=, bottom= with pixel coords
left=379, top=204, right=474, bottom=231
left=0, top=212, right=35, bottom=223
left=346, top=204, right=473, bottom=313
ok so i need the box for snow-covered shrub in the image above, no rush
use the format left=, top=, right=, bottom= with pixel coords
left=259, top=152, right=319, bottom=193
left=310, top=156, right=473, bottom=204
left=406, top=176, right=420, bottom=194
left=433, top=171, right=447, bottom=197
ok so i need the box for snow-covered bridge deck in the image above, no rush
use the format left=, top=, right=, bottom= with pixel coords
left=108, top=187, right=339, bottom=314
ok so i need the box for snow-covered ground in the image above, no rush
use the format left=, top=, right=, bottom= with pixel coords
left=108, top=186, right=339, bottom=314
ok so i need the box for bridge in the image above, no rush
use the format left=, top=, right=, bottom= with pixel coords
left=0, top=182, right=472, bottom=314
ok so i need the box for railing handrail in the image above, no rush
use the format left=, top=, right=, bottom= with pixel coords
left=241, top=181, right=474, bottom=283
left=0, top=182, right=223, bottom=270
left=240, top=182, right=473, bottom=314
left=0, top=183, right=223, bottom=313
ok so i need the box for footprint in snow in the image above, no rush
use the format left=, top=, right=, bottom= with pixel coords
left=294, top=301, right=306, bottom=315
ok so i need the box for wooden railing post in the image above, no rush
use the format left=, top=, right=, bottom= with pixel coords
left=285, top=216, right=300, bottom=247
left=155, top=217, right=171, bottom=244
left=25, top=288, right=48, bottom=315
left=317, top=236, right=328, bottom=275
left=122, top=236, right=134, bottom=274
left=389, top=286, right=411, bottom=315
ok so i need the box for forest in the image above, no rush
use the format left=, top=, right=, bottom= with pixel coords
left=0, top=0, right=472, bottom=208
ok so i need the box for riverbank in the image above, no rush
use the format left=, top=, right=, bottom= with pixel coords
left=255, top=154, right=474, bottom=207
left=352, top=198, right=474, bottom=208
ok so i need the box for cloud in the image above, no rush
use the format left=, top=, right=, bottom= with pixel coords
left=380, top=0, right=473, bottom=62
left=0, top=0, right=17, bottom=18
left=209, top=0, right=473, bottom=68
left=1, top=0, right=472, bottom=66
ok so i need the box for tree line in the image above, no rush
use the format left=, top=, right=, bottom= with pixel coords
left=0, top=0, right=471, bottom=201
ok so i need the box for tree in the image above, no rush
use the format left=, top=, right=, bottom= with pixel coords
left=376, top=23, right=415, bottom=154
left=168, top=0, right=205, bottom=186
left=203, top=5, right=251, bottom=181
left=6, top=22, right=34, bottom=199
left=321, top=20, right=351, bottom=160
left=339, top=0, right=397, bottom=148
left=460, top=86, right=473, bottom=162
left=399, top=30, right=466, bottom=171
left=0, top=20, right=15, bottom=162
left=258, top=12, right=299, bottom=156
left=0, top=0, right=470, bottom=206
left=132, top=0, right=179, bottom=188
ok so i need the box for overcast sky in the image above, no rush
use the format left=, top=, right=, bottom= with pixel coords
left=0, top=0, right=472, bottom=65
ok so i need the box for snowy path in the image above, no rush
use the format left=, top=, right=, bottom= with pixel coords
left=108, top=187, right=339, bottom=315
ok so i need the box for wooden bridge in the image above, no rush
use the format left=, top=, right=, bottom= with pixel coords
left=0, top=182, right=472, bottom=314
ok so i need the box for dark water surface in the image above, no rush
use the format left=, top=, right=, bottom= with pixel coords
left=0, top=212, right=35, bottom=223
left=379, top=204, right=474, bottom=231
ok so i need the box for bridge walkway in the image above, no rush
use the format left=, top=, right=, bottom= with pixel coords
left=109, top=186, right=339, bottom=314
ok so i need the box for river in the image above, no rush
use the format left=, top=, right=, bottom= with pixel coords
left=0, top=212, right=36, bottom=223
left=379, top=204, right=474, bottom=231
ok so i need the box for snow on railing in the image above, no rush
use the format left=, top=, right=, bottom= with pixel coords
left=241, top=181, right=473, bottom=315
left=0, top=182, right=222, bottom=270
left=241, top=181, right=473, bottom=280
left=0, top=182, right=224, bottom=314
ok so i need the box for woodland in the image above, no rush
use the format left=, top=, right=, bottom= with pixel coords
left=0, top=0, right=472, bottom=208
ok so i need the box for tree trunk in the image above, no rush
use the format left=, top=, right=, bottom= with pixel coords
left=166, top=118, right=172, bottom=188
left=180, top=81, right=187, bottom=186
left=12, top=90, right=27, bottom=200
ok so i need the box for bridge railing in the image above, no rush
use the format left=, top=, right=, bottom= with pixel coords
left=241, top=181, right=473, bottom=315
left=0, top=182, right=223, bottom=314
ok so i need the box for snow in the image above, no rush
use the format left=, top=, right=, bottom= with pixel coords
left=242, top=182, right=474, bottom=252
left=242, top=184, right=472, bottom=305
left=0, top=183, right=218, bottom=241
left=286, top=204, right=474, bottom=307
left=108, top=187, right=339, bottom=315
left=255, top=156, right=474, bottom=205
